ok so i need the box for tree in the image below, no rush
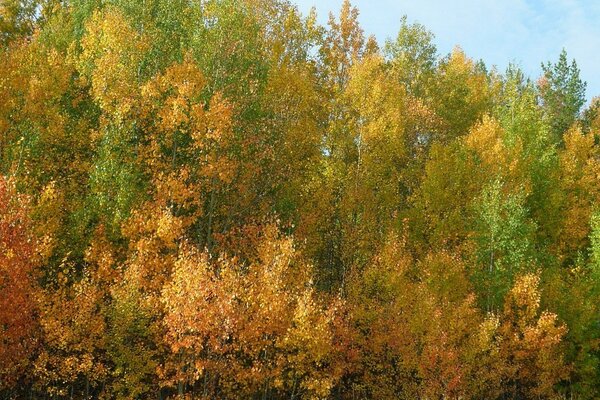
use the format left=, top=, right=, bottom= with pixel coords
left=539, top=49, right=587, bottom=144
left=471, top=179, right=535, bottom=311
left=497, top=273, right=569, bottom=398
left=385, top=15, right=437, bottom=98
left=1, top=0, right=600, bottom=396
left=408, top=139, right=481, bottom=254
left=34, top=271, right=109, bottom=398
left=0, top=0, right=39, bottom=46
left=494, top=65, right=560, bottom=256
left=555, top=126, right=600, bottom=263
left=106, top=262, right=162, bottom=399
left=0, top=177, right=39, bottom=391
left=581, top=97, right=600, bottom=134
left=162, top=227, right=342, bottom=399
left=432, top=47, right=496, bottom=140
left=320, top=0, right=366, bottom=90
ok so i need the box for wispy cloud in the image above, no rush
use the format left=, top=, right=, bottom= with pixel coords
left=293, top=0, right=600, bottom=100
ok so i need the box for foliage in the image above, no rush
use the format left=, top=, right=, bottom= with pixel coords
left=0, top=1, right=598, bottom=399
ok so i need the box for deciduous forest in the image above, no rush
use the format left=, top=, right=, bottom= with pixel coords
left=1, top=0, right=600, bottom=398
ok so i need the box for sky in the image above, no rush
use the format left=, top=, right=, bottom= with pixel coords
left=292, top=0, right=600, bottom=101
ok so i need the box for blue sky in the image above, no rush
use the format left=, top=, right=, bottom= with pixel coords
left=292, top=0, right=600, bottom=101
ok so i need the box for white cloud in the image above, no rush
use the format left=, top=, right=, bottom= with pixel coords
left=293, top=0, right=600, bottom=99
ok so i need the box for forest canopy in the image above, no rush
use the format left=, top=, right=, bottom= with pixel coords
left=1, top=0, right=600, bottom=399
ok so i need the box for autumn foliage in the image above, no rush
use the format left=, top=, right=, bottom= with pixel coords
left=1, top=0, right=599, bottom=399
left=0, top=178, right=39, bottom=389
